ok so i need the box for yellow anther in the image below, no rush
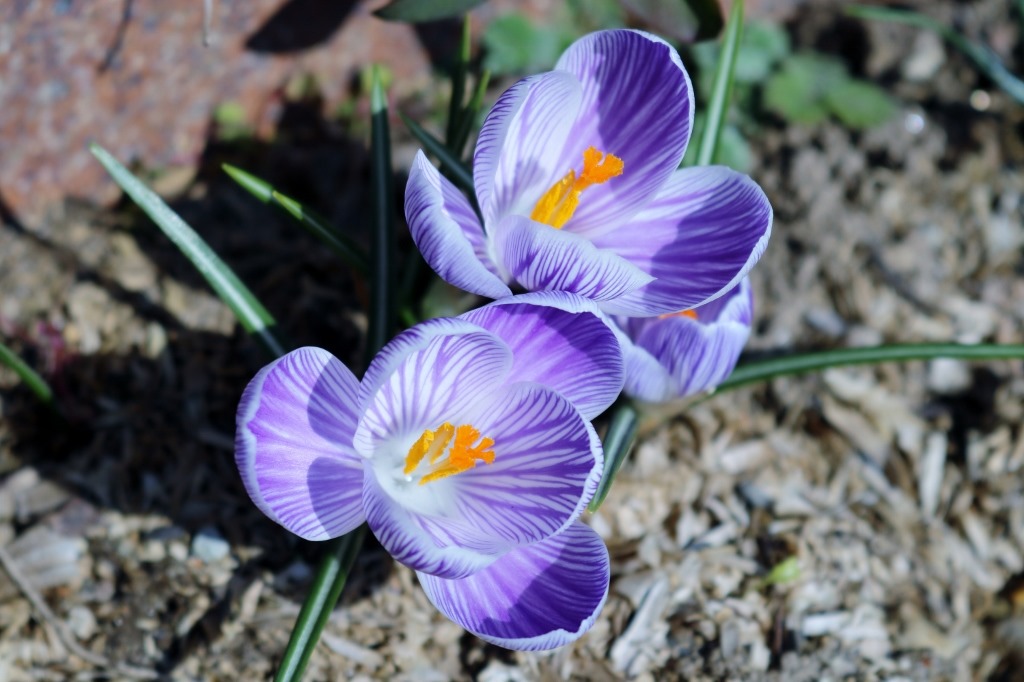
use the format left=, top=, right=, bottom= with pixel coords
left=404, top=423, right=495, bottom=486
left=530, top=146, right=624, bottom=229
left=657, top=309, right=699, bottom=321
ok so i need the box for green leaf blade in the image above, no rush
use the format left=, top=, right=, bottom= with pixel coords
left=0, top=340, right=56, bottom=409
left=694, top=0, right=744, bottom=167
left=90, top=144, right=286, bottom=358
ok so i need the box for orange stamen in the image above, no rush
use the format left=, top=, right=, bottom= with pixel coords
left=658, top=309, right=699, bottom=320
left=530, top=146, right=624, bottom=228
left=404, top=423, right=495, bottom=485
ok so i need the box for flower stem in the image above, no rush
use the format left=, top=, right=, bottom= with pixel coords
left=694, top=0, right=744, bottom=167
left=275, top=66, right=395, bottom=682
left=273, top=528, right=367, bottom=682
left=716, top=343, right=1024, bottom=393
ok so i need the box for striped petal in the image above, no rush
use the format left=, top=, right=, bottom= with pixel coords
left=358, top=317, right=496, bottom=416
left=494, top=215, right=652, bottom=302
left=363, top=472, right=508, bottom=579
left=554, top=30, right=694, bottom=236
left=473, top=71, right=582, bottom=227
left=628, top=278, right=753, bottom=399
left=406, top=151, right=512, bottom=300
left=418, top=521, right=610, bottom=650
left=450, top=382, right=603, bottom=545
left=236, top=347, right=364, bottom=541
left=595, top=166, right=772, bottom=316
left=354, top=329, right=513, bottom=457
left=460, top=292, right=624, bottom=420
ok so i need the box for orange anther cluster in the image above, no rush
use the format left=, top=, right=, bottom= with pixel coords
left=404, top=422, right=495, bottom=486
left=657, top=309, right=699, bottom=321
left=530, top=146, right=624, bottom=229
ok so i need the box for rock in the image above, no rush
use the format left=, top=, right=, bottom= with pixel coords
left=190, top=526, right=230, bottom=563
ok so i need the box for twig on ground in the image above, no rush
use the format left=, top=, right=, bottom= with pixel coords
left=0, top=542, right=159, bottom=680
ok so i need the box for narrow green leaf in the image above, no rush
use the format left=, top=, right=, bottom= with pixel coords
left=274, top=67, right=397, bottom=682
left=588, top=401, right=640, bottom=512
left=273, top=527, right=366, bottom=682
left=374, top=0, right=486, bottom=22
left=0, top=340, right=55, bottom=409
left=367, top=65, right=397, bottom=364
left=222, top=164, right=368, bottom=275
left=694, top=0, right=744, bottom=167
left=452, top=69, right=490, bottom=156
left=90, top=144, right=286, bottom=358
left=270, top=192, right=368, bottom=275
left=401, top=112, right=476, bottom=192
left=446, top=15, right=472, bottom=146
left=716, top=343, right=1024, bottom=394
left=222, top=162, right=274, bottom=202
left=846, top=4, right=1024, bottom=105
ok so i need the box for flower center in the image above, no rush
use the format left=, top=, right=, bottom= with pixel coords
left=530, top=146, right=624, bottom=228
left=658, top=309, right=699, bottom=320
left=403, top=422, right=495, bottom=486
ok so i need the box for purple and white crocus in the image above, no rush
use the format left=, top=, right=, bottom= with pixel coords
left=235, top=294, right=622, bottom=650
left=616, top=278, right=753, bottom=403
left=406, top=29, right=772, bottom=317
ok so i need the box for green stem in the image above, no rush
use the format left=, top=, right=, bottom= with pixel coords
left=273, top=528, right=367, bottom=682
left=366, top=67, right=397, bottom=366
left=274, top=66, right=396, bottom=682
left=717, top=343, right=1024, bottom=393
left=446, top=15, right=472, bottom=145
left=588, top=401, right=639, bottom=512
left=695, top=0, right=744, bottom=167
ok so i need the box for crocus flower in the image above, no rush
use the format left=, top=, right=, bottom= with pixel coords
left=406, top=29, right=772, bottom=317
left=615, top=278, right=753, bottom=403
left=235, top=293, right=623, bottom=650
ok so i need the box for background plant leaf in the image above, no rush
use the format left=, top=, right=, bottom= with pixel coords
left=824, top=79, right=896, bottom=129
left=374, top=0, right=487, bottom=23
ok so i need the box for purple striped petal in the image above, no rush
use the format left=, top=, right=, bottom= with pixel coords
left=354, top=330, right=513, bottom=456
left=624, top=279, right=753, bottom=401
left=363, top=472, right=508, bottom=579
left=460, top=293, right=623, bottom=420
left=595, top=166, right=772, bottom=316
left=236, top=347, right=365, bottom=541
left=554, top=30, right=694, bottom=236
left=406, top=151, right=511, bottom=300
left=449, top=382, right=603, bottom=545
left=417, top=521, right=610, bottom=650
left=494, top=215, right=653, bottom=302
left=473, top=71, right=582, bottom=227
left=358, top=317, right=496, bottom=416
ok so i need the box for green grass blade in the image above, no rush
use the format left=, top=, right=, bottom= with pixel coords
left=273, top=527, right=367, bottom=682
left=90, top=144, right=286, bottom=358
left=400, top=112, right=476, bottom=192
left=222, top=164, right=368, bottom=274
left=367, top=66, right=397, bottom=364
left=716, top=343, right=1024, bottom=393
left=694, top=0, right=744, bottom=167
left=274, top=67, right=397, bottom=682
left=446, top=15, right=472, bottom=145
left=0, top=340, right=56, bottom=409
left=588, top=401, right=640, bottom=512
left=452, top=69, right=491, bottom=157
left=846, top=4, right=1024, bottom=105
